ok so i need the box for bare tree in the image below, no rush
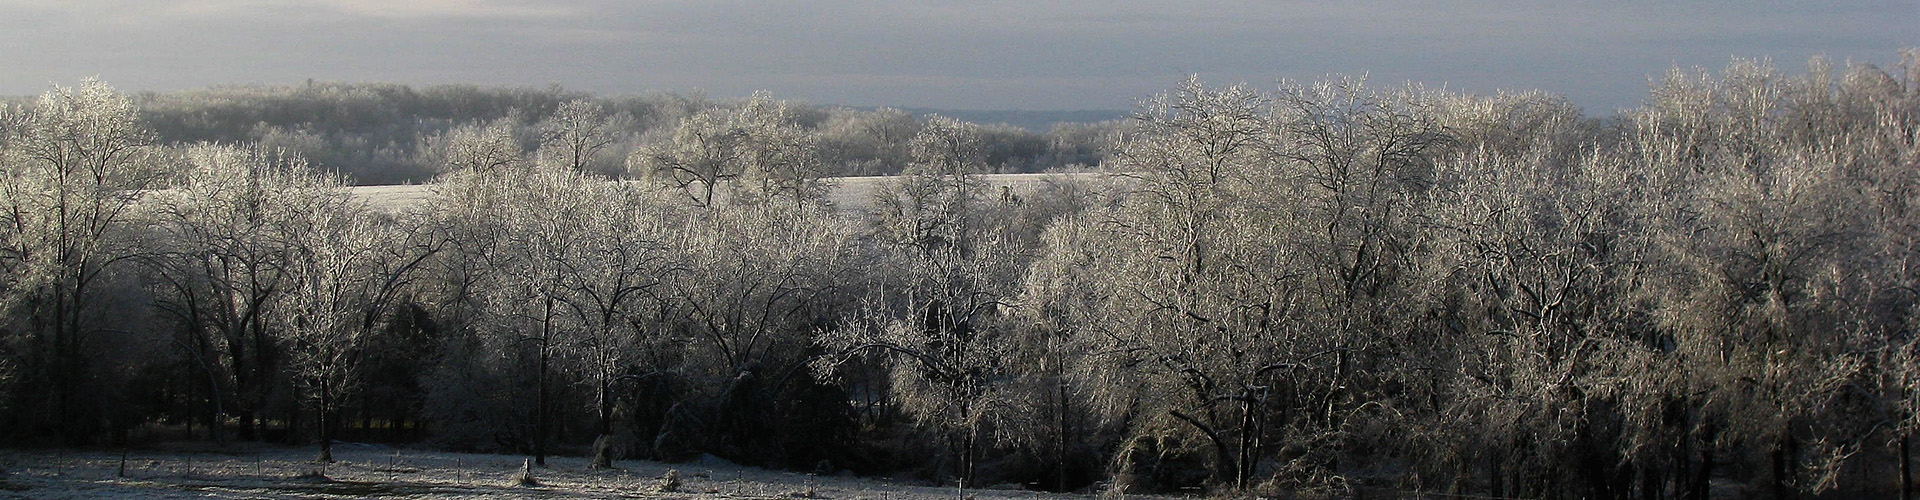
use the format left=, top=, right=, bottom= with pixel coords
left=870, top=116, right=989, bottom=256
left=448, top=165, right=589, bottom=467
left=538, top=99, right=626, bottom=176
left=1026, top=76, right=1460, bottom=493
left=0, top=79, right=171, bottom=442
left=550, top=185, right=678, bottom=469
left=429, top=163, right=686, bottom=467
left=146, top=144, right=342, bottom=444
left=817, top=107, right=919, bottom=176
left=279, top=196, right=436, bottom=462
left=632, top=92, right=824, bottom=207
left=643, top=196, right=853, bottom=465
left=818, top=114, right=1091, bottom=488
left=428, top=120, right=527, bottom=175
left=1424, top=126, right=1657, bottom=497
left=815, top=233, right=1023, bottom=489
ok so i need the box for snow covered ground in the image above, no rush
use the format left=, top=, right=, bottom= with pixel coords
left=347, top=173, right=1101, bottom=214
left=0, top=443, right=1106, bottom=500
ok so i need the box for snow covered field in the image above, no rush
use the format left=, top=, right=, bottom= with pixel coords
left=346, top=173, right=1098, bottom=214
left=0, top=443, right=1102, bottom=500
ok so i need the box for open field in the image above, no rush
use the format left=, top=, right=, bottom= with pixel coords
left=346, top=173, right=1099, bottom=213
left=0, top=443, right=1111, bottom=500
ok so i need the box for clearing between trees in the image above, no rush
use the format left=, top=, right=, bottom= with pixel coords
left=0, top=443, right=1109, bottom=500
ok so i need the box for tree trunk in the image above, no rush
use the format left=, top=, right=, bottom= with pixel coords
left=185, top=397, right=195, bottom=440
left=1673, top=436, right=1690, bottom=500
left=1693, top=449, right=1713, bottom=500
left=205, top=366, right=225, bottom=447
left=591, top=375, right=615, bottom=469
left=963, top=423, right=978, bottom=491
left=318, top=379, right=335, bottom=463
left=240, top=410, right=258, bottom=442
left=1901, top=432, right=1911, bottom=500
left=1640, top=463, right=1660, bottom=500
left=249, top=310, right=273, bottom=443
left=599, top=374, right=613, bottom=436
left=286, top=407, right=301, bottom=445
left=1056, top=380, right=1069, bottom=492
left=53, top=289, right=76, bottom=444
left=1169, top=409, right=1235, bottom=486
left=1236, top=396, right=1261, bottom=491
left=535, top=344, right=550, bottom=467
left=1771, top=433, right=1794, bottom=500
left=1489, top=450, right=1505, bottom=498
left=535, top=297, right=553, bottom=468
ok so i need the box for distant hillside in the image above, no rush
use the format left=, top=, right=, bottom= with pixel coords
left=12, top=82, right=1124, bottom=185
left=900, top=109, right=1132, bottom=132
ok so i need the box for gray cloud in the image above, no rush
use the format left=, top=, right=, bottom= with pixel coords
left=1, top=0, right=1913, bottom=112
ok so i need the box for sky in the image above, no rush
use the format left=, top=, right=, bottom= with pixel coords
left=1, top=0, right=1914, bottom=113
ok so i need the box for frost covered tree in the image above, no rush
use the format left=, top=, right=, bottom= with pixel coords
left=547, top=184, right=678, bottom=469
left=1421, top=98, right=1654, bottom=497
left=1028, top=79, right=1307, bottom=490
left=442, top=166, right=593, bottom=467
left=0, top=79, right=171, bottom=442
left=427, top=120, right=526, bottom=175
left=146, top=144, right=343, bottom=443
left=815, top=115, right=1032, bottom=489
left=870, top=115, right=989, bottom=256
left=427, top=162, right=685, bottom=467
left=817, top=107, right=919, bottom=176
left=279, top=196, right=436, bottom=462
left=1625, top=56, right=1920, bottom=499
left=632, top=92, right=824, bottom=206
left=815, top=229, right=1024, bottom=489
left=1025, top=76, right=1460, bottom=492
left=644, top=195, right=854, bottom=466
left=538, top=99, right=626, bottom=176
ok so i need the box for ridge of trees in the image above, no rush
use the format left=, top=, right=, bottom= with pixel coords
left=84, top=82, right=1116, bottom=185
left=2, top=49, right=1919, bottom=499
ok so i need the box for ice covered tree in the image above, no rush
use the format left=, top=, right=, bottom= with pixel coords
left=146, top=144, right=343, bottom=443
left=870, top=115, right=989, bottom=256
left=427, top=119, right=527, bottom=175
left=1026, top=76, right=1459, bottom=492
left=632, top=92, right=824, bottom=206
left=1028, top=79, right=1307, bottom=491
left=427, top=162, right=686, bottom=467
left=816, top=115, right=1037, bottom=488
left=279, top=197, right=436, bottom=462
left=0, top=79, right=171, bottom=442
left=814, top=226, right=1024, bottom=489
left=538, top=99, right=626, bottom=177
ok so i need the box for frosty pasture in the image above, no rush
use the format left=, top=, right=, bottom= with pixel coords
left=0, top=444, right=1096, bottom=500
left=346, top=173, right=1080, bottom=213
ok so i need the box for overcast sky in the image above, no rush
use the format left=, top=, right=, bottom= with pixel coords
left=2, top=1, right=1914, bottom=113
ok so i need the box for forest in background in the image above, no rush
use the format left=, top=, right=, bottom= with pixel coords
left=37, top=83, right=1120, bottom=184
left=2, top=50, right=1919, bottom=500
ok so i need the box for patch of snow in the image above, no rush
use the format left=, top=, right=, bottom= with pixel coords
left=0, top=446, right=1132, bottom=500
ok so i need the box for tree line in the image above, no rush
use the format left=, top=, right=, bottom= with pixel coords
left=2, top=51, right=1918, bottom=499
left=80, top=82, right=1114, bottom=184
